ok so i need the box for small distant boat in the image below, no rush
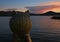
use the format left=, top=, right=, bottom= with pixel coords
left=51, top=15, right=60, bottom=20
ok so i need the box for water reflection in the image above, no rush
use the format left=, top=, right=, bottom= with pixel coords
left=0, top=16, right=60, bottom=42
left=30, top=16, right=60, bottom=28
left=30, top=16, right=60, bottom=41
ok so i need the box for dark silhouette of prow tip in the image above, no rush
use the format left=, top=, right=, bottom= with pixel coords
left=9, top=10, right=32, bottom=42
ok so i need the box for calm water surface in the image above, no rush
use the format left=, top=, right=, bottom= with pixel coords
left=0, top=16, right=60, bottom=42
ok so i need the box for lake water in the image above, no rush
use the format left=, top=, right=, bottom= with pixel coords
left=0, top=16, right=60, bottom=42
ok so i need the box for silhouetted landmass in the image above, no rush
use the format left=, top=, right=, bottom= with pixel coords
left=51, top=17, right=60, bottom=20
left=0, top=11, right=24, bottom=16
left=0, top=11, right=14, bottom=16
left=0, top=11, right=60, bottom=16
left=30, top=11, right=60, bottom=16
left=51, top=15, right=60, bottom=20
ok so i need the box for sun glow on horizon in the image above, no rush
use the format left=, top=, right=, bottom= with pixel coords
left=42, top=8, right=60, bottom=13
left=51, top=8, right=60, bottom=13
left=0, top=2, right=60, bottom=14
left=34, top=2, right=60, bottom=14
left=42, top=8, right=60, bottom=14
left=33, top=7, right=60, bottom=14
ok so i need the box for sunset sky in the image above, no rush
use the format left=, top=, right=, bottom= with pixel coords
left=0, top=0, right=60, bottom=13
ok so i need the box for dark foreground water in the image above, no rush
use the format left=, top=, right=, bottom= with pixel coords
left=0, top=16, right=60, bottom=42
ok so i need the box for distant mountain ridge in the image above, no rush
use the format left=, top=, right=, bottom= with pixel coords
left=0, top=11, right=60, bottom=16
left=30, top=11, right=60, bottom=16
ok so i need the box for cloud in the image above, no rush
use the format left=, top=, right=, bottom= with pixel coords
left=38, top=2, right=60, bottom=6
left=26, top=5, right=60, bottom=14
left=16, top=8, right=28, bottom=12
left=26, top=2, right=60, bottom=14
left=0, top=8, right=28, bottom=12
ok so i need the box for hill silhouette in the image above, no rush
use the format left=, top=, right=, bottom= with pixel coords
left=0, top=11, right=25, bottom=16
left=0, top=11, right=60, bottom=16
left=44, top=11, right=55, bottom=15
left=30, top=11, right=60, bottom=16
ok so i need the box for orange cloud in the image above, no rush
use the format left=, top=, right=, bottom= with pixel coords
left=51, top=8, right=60, bottom=12
left=35, top=6, right=60, bottom=14
left=27, top=2, right=60, bottom=14
left=37, top=2, right=60, bottom=14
